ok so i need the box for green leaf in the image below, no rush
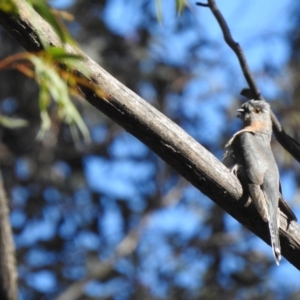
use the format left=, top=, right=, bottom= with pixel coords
left=176, top=0, right=185, bottom=14
left=39, top=82, right=50, bottom=110
left=27, top=0, right=70, bottom=44
left=37, top=110, right=51, bottom=140
left=30, top=55, right=91, bottom=143
left=0, top=0, right=18, bottom=14
left=42, top=47, right=90, bottom=78
left=0, top=115, right=28, bottom=128
left=43, top=47, right=82, bottom=61
left=155, top=0, right=163, bottom=23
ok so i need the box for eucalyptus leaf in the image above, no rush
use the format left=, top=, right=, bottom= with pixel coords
left=0, top=115, right=28, bottom=128
left=0, top=0, right=18, bottom=14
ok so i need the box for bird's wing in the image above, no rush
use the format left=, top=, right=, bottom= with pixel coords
left=229, top=131, right=269, bottom=221
left=279, top=194, right=297, bottom=222
left=278, top=182, right=297, bottom=222
left=223, top=128, right=259, bottom=171
left=233, top=131, right=268, bottom=184
left=262, top=168, right=281, bottom=265
left=247, top=183, right=268, bottom=222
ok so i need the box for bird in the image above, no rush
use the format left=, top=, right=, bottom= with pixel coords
left=223, top=100, right=297, bottom=265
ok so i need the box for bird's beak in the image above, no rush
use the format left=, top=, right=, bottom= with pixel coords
left=236, top=108, right=244, bottom=118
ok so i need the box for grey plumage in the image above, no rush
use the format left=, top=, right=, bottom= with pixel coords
left=223, top=100, right=297, bottom=265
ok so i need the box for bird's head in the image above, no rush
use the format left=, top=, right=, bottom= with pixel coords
left=237, top=100, right=272, bottom=133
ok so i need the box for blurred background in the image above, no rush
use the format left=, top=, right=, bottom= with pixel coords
left=0, top=0, right=300, bottom=299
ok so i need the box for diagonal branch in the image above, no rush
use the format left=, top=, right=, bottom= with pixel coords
left=0, top=0, right=300, bottom=271
left=198, top=0, right=300, bottom=163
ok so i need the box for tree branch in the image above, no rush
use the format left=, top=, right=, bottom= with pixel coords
left=195, top=2, right=209, bottom=7
left=0, top=0, right=300, bottom=273
left=0, top=171, right=18, bottom=300
left=205, top=0, right=300, bottom=163
left=207, top=0, right=262, bottom=99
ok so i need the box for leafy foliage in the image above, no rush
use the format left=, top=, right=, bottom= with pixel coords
left=0, top=49, right=92, bottom=142
left=28, top=0, right=75, bottom=45
left=0, top=0, right=17, bottom=14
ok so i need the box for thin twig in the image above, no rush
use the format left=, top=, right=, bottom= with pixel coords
left=195, top=2, right=209, bottom=7
left=207, top=0, right=262, bottom=100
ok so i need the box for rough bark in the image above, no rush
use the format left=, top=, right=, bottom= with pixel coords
left=0, top=0, right=299, bottom=270
left=0, top=171, right=18, bottom=300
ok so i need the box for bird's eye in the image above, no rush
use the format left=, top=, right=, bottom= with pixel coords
left=254, top=108, right=261, bottom=114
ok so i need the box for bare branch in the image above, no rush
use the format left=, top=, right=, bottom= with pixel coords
left=207, top=0, right=261, bottom=99
left=195, top=2, right=209, bottom=7
left=1, top=0, right=300, bottom=271
left=271, top=112, right=300, bottom=162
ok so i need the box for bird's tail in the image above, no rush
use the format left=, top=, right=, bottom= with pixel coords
left=264, top=192, right=281, bottom=265
left=269, top=221, right=281, bottom=265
